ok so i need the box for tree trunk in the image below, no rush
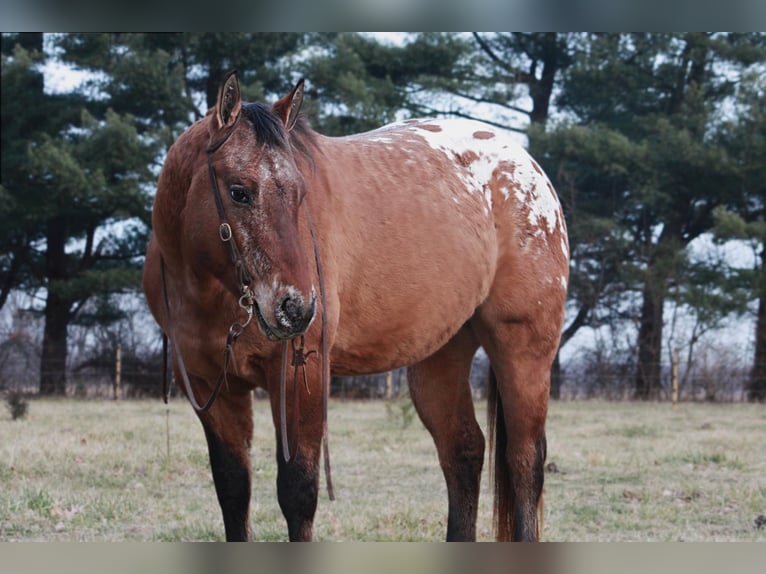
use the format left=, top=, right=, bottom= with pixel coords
left=550, top=353, right=562, bottom=399
left=635, top=270, right=665, bottom=400
left=748, top=247, right=766, bottom=402
left=635, top=221, right=684, bottom=400
left=39, top=219, right=71, bottom=396
left=528, top=33, right=560, bottom=127
left=39, top=291, right=70, bottom=395
left=0, top=244, right=23, bottom=311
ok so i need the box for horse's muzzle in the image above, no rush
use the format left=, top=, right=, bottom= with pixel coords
left=256, top=288, right=317, bottom=341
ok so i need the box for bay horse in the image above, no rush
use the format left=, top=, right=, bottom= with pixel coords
left=142, top=71, right=568, bottom=541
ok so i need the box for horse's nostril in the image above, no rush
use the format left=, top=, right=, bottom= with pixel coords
left=275, top=291, right=316, bottom=335
left=279, top=295, right=302, bottom=324
left=276, top=294, right=308, bottom=332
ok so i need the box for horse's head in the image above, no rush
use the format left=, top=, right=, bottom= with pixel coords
left=201, top=71, right=316, bottom=341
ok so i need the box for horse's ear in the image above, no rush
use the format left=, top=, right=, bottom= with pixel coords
left=273, top=78, right=305, bottom=132
left=214, top=70, right=242, bottom=131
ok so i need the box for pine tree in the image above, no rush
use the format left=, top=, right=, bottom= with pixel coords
left=546, top=33, right=765, bottom=399
left=2, top=33, right=157, bottom=394
left=713, top=67, right=766, bottom=401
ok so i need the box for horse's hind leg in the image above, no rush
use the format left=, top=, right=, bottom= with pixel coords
left=407, top=324, right=484, bottom=541
left=193, top=378, right=254, bottom=541
left=473, top=316, right=555, bottom=542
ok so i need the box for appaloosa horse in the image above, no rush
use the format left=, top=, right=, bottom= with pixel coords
left=143, top=71, right=568, bottom=541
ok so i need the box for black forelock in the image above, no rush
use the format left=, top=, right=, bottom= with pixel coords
left=241, top=102, right=288, bottom=149
left=240, top=100, right=316, bottom=169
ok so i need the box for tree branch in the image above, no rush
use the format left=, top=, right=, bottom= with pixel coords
left=448, top=90, right=531, bottom=116
left=472, top=33, right=534, bottom=84
left=79, top=225, right=96, bottom=272
left=560, top=301, right=592, bottom=348
left=472, top=33, right=515, bottom=75
left=416, top=107, right=527, bottom=134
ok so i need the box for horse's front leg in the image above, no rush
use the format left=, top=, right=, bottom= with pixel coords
left=193, top=378, right=254, bottom=541
left=268, top=357, right=324, bottom=541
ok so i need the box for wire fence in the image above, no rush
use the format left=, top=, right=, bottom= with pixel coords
left=1, top=331, right=762, bottom=402
left=1, top=360, right=760, bottom=403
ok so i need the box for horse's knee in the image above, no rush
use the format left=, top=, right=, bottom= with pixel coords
left=277, top=457, right=319, bottom=541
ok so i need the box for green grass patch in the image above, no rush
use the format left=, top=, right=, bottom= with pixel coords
left=620, top=424, right=660, bottom=438
left=661, top=451, right=745, bottom=470
left=25, top=489, right=54, bottom=516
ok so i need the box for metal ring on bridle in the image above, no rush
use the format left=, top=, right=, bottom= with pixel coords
left=236, top=290, right=254, bottom=331
left=219, top=223, right=233, bottom=242
left=228, top=321, right=246, bottom=339
left=238, top=290, right=254, bottom=311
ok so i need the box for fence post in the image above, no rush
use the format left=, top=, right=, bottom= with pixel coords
left=114, top=343, right=122, bottom=401
left=671, top=348, right=679, bottom=410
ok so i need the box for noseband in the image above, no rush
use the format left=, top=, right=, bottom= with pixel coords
left=160, top=119, right=334, bottom=500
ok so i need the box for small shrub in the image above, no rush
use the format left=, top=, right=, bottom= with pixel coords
left=6, top=390, right=29, bottom=421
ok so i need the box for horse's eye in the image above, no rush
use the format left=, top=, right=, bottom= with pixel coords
left=229, top=185, right=251, bottom=205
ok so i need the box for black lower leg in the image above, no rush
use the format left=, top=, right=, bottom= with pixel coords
left=203, top=426, right=251, bottom=541
left=277, top=455, right=319, bottom=541
left=512, top=434, right=546, bottom=542
left=445, top=431, right=485, bottom=541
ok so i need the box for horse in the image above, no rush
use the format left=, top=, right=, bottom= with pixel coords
left=142, top=70, right=569, bottom=542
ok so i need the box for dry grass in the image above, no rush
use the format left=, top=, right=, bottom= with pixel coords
left=1, top=398, right=764, bottom=541
left=545, top=400, right=766, bottom=541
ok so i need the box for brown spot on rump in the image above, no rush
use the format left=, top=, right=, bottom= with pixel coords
left=403, top=119, right=419, bottom=124
left=473, top=130, right=495, bottom=140
left=455, top=150, right=480, bottom=168
left=530, top=160, right=543, bottom=176
left=416, top=124, right=443, bottom=132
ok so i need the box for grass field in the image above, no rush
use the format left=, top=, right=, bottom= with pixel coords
left=1, top=397, right=764, bottom=541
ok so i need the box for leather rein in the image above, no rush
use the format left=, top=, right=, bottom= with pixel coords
left=160, top=124, right=334, bottom=500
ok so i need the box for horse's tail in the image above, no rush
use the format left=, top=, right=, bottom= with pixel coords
left=487, top=367, right=545, bottom=541
left=487, top=366, right=513, bottom=541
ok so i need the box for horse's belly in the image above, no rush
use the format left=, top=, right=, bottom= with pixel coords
left=331, top=289, right=486, bottom=375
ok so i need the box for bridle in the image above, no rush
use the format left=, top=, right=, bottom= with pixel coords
left=160, top=118, right=334, bottom=500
